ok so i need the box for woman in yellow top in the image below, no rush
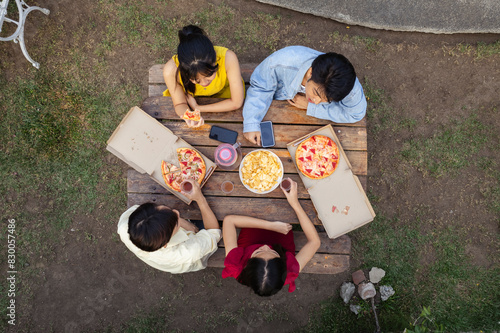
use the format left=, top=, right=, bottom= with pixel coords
left=163, top=25, right=245, bottom=128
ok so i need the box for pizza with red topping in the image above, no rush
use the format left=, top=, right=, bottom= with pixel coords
left=295, top=135, right=339, bottom=179
left=161, top=148, right=206, bottom=192
left=182, top=109, right=201, bottom=122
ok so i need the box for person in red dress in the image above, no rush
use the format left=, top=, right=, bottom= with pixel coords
left=222, top=179, right=321, bottom=296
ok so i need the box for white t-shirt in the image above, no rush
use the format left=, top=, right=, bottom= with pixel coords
left=117, top=205, right=222, bottom=274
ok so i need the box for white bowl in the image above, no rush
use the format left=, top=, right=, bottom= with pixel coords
left=239, top=149, right=284, bottom=194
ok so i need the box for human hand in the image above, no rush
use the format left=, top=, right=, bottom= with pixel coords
left=183, top=115, right=205, bottom=128
left=186, top=94, right=199, bottom=110
left=244, top=131, right=261, bottom=146
left=181, top=179, right=204, bottom=202
left=271, top=221, right=292, bottom=235
left=287, top=94, right=308, bottom=109
left=282, top=179, right=299, bottom=206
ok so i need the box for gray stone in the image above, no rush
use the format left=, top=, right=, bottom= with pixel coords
left=340, top=282, right=355, bottom=304
left=358, top=282, right=376, bottom=300
left=350, top=304, right=361, bottom=315
left=380, top=285, right=395, bottom=301
left=255, top=0, right=500, bottom=34
left=369, top=267, right=386, bottom=284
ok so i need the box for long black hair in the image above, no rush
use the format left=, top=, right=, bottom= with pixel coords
left=237, top=244, right=288, bottom=297
left=176, top=25, right=218, bottom=95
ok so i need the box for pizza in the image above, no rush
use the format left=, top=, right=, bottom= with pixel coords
left=295, top=135, right=339, bottom=179
left=161, top=148, right=206, bottom=192
left=182, top=109, right=201, bottom=122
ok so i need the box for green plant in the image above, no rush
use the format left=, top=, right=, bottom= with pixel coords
left=404, top=306, right=444, bottom=333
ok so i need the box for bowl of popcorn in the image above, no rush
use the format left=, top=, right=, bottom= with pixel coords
left=239, top=149, right=283, bottom=194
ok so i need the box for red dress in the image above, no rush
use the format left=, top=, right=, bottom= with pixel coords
left=222, top=228, right=300, bottom=292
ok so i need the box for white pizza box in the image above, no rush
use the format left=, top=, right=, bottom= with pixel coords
left=287, top=124, right=375, bottom=239
left=106, top=106, right=216, bottom=204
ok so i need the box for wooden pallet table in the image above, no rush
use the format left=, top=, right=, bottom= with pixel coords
left=126, top=64, right=368, bottom=274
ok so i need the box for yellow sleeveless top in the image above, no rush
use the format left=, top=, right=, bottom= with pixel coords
left=163, top=46, right=233, bottom=98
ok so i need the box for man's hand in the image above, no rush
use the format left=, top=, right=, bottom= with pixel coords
left=181, top=179, right=204, bottom=202
left=287, top=94, right=308, bottom=109
left=244, top=131, right=261, bottom=146
left=271, top=221, right=292, bottom=235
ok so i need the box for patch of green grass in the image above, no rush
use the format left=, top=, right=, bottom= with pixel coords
left=421, top=227, right=500, bottom=330
left=400, top=113, right=491, bottom=177
left=234, top=13, right=282, bottom=52
left=477, top=40, right=500, bottom=58
left=0, top=68, right=137, bottom=279
left=363, top=78, right=416, bottom=137
left=443, top=40, right=500, bottom=59
left=307, top=210, right=499, bottom=332
left=352, top=35, right=383, bottom=52
left=194, top=2, right=235, bottom=46
left=328, top=32, right=382, bottom=52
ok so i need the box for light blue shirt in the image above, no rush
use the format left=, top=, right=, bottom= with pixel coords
left=243, top=46, right=367, bottom=133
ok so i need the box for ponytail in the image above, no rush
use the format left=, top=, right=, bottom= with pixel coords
left=176, top=25, right=218, bottom=95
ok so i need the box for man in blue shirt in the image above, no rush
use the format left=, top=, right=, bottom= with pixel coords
left=243, top=46, right=367, bottom=145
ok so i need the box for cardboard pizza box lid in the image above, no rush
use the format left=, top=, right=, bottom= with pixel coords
left=106, top=106, right=216, bottom=204
left=287, top=124, right=375, bottom=238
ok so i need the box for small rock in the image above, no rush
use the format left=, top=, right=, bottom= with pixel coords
left=358, top=282, right=376, bottom=300
left=340, top=282, right=355, bottom=304
left=350, top=304, right=361, bottom=315
left=369, top=267, right=386, bottom=283
left=380, top=285, right=395, bottom=301
left=352, top=269, right=366, bottom=285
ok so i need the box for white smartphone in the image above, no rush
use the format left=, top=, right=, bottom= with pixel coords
left=260, top=121, right=275, bottom=148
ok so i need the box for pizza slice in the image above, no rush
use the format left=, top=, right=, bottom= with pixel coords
left=182, top=109, right=201, bottom=122
left=160, top=160, right=182, bottom=192
left=177, top=148, right=206, bottom=185
left=161, top=160, right=180, bottom=175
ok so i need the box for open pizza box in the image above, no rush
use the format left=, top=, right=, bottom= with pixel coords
left=287, top=124, right=375, bottom=239
left=106, top=106, right=216, bottom=205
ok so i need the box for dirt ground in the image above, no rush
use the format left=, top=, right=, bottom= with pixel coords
left=1, top=0, right=499, bottom=332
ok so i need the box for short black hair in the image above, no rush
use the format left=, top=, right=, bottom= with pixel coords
left=311, top=52, right=356, bottom=102
left=237, top=244, right=287, bottom=297
left=176, top=25, right=218, bottom=95
left=128, top=203, right=178, bottom=252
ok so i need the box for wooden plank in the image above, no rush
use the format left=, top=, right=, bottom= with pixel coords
left=194, top=146, right=367, bottom=176
left=127, top=193, right=322, bottom=225
left=128, top=168, right=367, bottom=197
left=128, top=169, right=310, bottom=199
left=216, top=232, right=351, bottom=255
left=140, top=96, right=367, bottom=127
left=124, top=146, right=365, bottom=177
left=159, top=121, right=367, bottom=151
left=149, top=63, right=258, bottom=85
left=207, top=249, right=349, bottom=274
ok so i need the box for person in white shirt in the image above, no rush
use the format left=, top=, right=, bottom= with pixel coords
left=117, top=179, right=221, bottom=274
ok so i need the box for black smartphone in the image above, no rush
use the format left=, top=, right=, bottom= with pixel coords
left=260, top=121, right=275, bottom=148
left=209, top=125, right=238, bottom=144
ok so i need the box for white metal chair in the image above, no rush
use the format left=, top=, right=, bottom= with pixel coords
left=0, top=0, right=50, bottom=69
